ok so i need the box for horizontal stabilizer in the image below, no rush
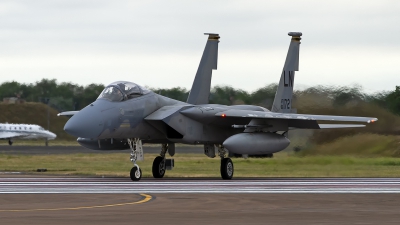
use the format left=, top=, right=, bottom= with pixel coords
left=57, top=111, right=79, bottom=116
left=318, top=124, right=366, bottom=129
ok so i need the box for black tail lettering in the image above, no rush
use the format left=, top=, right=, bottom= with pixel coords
left=283, top=71, right=293, bottom=87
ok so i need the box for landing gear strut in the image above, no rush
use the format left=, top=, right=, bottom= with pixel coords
left=152, top=143, right=174, bottom=178
left=217, top=145, right=233, bottom=180
left=128, top=138, right=144, bottom=181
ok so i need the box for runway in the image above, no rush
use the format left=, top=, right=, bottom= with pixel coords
left=2, top=177, right=400, bottom=193
left=2, top=176, right=400, bottom=224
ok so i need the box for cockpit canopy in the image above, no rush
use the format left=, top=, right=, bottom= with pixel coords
left=97, top=81, right=151, bottom=102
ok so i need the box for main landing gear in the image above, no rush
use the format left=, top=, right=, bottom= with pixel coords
left=204, top=144, right=234, bottom=180
left=217, top=145, right=233, bottom=180
left=152, top=143, right=175, bottom=178
left=8, top=139, right=13, bottom=146
left=128, top=138, right=144, bottom=181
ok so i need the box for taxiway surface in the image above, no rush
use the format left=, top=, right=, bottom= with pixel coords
left=1, top=176, right=400, bottom=224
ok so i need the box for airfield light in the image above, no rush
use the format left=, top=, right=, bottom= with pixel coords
left=221, top=114, right=226, bottom=118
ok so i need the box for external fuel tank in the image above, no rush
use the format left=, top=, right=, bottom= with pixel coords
left=223, top=133, right=290, bottom=155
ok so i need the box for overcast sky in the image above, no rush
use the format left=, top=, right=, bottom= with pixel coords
left=0, top=0, right=399, bottom=93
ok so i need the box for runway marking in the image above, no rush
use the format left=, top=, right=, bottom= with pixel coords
left=2, top=178, right=400, bottom=193
left=0, top=193, right=152, bottom=212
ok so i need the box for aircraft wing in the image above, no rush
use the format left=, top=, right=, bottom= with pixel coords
left=0, top=132, right=27, bottom=139
left=318, top=124, right=366, bottom=129
left=214, top=109, right=377, bottom=129
left=216, top=110, right=377, bottom=123
left=57, top=111, right=79, bottom=116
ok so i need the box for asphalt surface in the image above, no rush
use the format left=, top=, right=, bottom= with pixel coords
left=1, top=146, right=399, bottom=224
left=1, top=176, right=400, bottom=224
left=3, top=177, right=400, bottom=193
left=0, top=145, right=204, bottom=154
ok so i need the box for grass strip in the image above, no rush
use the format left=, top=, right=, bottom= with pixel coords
left=1, top=153, right=400, bottom=177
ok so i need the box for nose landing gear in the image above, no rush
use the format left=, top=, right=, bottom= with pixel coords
left=130, top=166, right=142, bottom=181
left=128, top=138, right=144, bottom=181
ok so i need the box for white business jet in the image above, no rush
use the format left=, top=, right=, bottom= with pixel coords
left=0, top=123, right=57, bottom=145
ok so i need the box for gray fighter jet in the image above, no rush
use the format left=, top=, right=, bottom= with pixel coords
left=59, top=32, right=377, bottom=181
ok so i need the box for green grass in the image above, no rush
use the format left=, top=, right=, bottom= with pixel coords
left=298, top=133, right=400, bottom=157
left=2, top=152, right=400, bottom=177
left=0, top=139, right=80, bottom=146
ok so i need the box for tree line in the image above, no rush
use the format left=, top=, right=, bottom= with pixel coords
left=0, top=79, right=104, bottom=111
left=1, top=79, right=399, bottom=143
left=0, top=79, right=399, bottom=116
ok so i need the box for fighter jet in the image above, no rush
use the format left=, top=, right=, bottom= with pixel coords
left=59, top=32, right=377, bottom=181
left=0, top=123, right=57, bottom=145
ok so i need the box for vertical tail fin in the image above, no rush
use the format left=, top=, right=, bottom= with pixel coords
left=186, top=33, right=220, bottom=105
left=271, top=32, right=302, bottom=113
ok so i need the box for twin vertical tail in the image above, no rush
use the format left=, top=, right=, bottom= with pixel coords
left=271, top=32, right=302, bottom=113
left=186, top=33, right=220, bottom=105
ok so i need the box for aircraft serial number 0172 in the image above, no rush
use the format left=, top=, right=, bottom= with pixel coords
left=59, top=32, right=377, bottom=181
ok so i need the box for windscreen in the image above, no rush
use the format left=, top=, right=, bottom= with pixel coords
left=98, top=81, right=151, bottom=101
left=116, top=82, right=142, bottom=99
left=97, top=86, right=124, bottom=102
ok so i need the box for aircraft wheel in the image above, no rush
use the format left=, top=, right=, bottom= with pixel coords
left=8, top=139, right=13, bottom=146
left=220, top=158, right=234, bottom=180
left=130, top=166, right=142, bottom=181
left=152, top=156, right=166, bottom=178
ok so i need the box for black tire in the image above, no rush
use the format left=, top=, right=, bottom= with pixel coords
left=220, top=158, right=234, bottom=180
left=152, top=156, right=166, bottom=178
left=8, top=139, right=12, bottom=146
left=130, top=166, right=142, bottom=181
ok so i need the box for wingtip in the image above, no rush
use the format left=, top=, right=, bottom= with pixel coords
left=368, top=118, right=378, bottom=123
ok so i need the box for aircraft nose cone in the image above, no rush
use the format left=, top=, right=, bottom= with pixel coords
left=49, top=133, right=57, bottom=140
left=64, top=106, right=104, bottom=138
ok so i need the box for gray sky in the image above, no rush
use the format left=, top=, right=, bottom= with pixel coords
left=1, top=0, right=399, bottom=93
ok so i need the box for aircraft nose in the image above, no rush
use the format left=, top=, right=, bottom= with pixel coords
left=64, top=106, right=104, bottom=138
left=49, top=132, right=57, bottom=140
